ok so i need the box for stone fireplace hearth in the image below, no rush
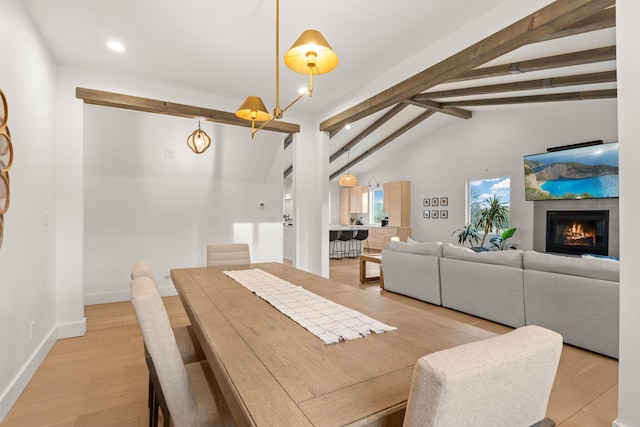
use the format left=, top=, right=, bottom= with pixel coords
left=533, top=198, right=619, bottom=258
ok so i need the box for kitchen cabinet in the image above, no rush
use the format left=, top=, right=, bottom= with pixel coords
left=383, top=180, right=410, bottom=227
left=367, top=227, right=411, bottom=251
left=340, top=188, right=351, bottom=225
left=350, top=186, right=369, bottom=214
left=340, top=186, right=369, bottom=225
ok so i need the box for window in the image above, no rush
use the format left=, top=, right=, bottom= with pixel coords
left=370, top=189, right=384, bottom=224
left=468, top=176, right=511, bottom=231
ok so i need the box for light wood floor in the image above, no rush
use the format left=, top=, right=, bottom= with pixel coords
left=3, top=257, right=618, bottom=426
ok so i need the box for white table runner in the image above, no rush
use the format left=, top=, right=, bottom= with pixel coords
left=224, top=268, right=396, bottom=344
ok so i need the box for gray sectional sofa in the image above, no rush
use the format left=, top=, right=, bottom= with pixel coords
left=440, top=244, right=526, bottom=328
left=381, top=241, right=443, bottom=305
left=381, top=241, right=620, bottom=358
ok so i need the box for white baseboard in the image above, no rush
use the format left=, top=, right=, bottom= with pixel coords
left=84, top=289, right=130, bottom=305
left=0, top=327, right=57, bottom=423
left=613, top=419, right=626, bottom=427
left=157, top=285, right=178, bottom=297
left=84, top=285, right=177, bottom=305
left=57, top=317, right=86, bottom=339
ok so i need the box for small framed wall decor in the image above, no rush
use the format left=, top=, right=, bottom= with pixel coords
left=0, top=89, right=8, bottom=130
left=0, top=172, right=9, bottom=214
left=440, top=210, right=448, bottom=219
left=0, top=88, right=10, bottom=250
left=423, top=210, right=430, bottom=219
left=440, top=197, right=448, bottom=206
left=0, top=129, right=14, bottom=172
left=431, top=210, right=439, bottom=219
left=423, top=198, right=430, bottom=207
left=431, top=198, right=439, bottom=206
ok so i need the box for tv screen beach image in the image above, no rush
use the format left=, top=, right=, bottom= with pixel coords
left=524, top=142, right=619, bottom=201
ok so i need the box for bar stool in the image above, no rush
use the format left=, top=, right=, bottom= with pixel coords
left=329, top=230, right=340, bottom=259
left=353, top=229, right=370, bottom=255
left=337, top=230, right=355, bottom=259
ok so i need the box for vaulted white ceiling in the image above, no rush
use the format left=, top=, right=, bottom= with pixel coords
left=23, top=0, right=616, bottom=179
left=24, top=0, right=504, bottom=114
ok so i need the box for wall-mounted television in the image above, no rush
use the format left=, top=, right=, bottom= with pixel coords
left=524, top=142, right=619, bottom=201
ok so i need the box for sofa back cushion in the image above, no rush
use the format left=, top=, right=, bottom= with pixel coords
left=524, top=250, right=619, bottom=282
left=442, top=243, right=524, bottom=268
left=387, top=240, right=443, bottom=257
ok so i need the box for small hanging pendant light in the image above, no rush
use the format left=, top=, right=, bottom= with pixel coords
left=339, top=150, right=358, bottom=187
left=187, top=120, right=211, bottom=154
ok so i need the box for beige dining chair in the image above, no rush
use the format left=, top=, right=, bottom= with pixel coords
left=206, top=243, right=251, bottom=267
left=131, top=276, right=234, bottom=427
left=403, top=325, right=562, bottom=427
left=130, top=261, right=204, bottom=364
left=130, top=261, right=205, bottom=426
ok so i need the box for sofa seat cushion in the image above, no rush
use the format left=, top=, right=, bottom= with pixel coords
left=524, top=250, right=619, bottom=282
left=443, top=243, right=524, bottom=268
left=387, top=240, right=443, bottom=257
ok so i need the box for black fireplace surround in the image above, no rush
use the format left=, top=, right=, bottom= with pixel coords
left=546, top=210, right=609, bottom=256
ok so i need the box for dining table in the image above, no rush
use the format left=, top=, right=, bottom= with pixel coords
left=170, top=262, right=496, bottom=427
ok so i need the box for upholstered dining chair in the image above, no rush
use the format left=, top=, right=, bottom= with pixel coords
left=131, top=276, right=234, bottom=427
left=130, top=261, right=205, bottom=426
left=206, top=243, right=251, bottom=267
left=130, top=262, right=204, bottom=363
left=403, top=325, right=562, bottom=427
left=131, top=260, right=154, bottom=279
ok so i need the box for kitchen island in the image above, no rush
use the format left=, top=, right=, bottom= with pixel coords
left=329, top=225, right=411, bottom=252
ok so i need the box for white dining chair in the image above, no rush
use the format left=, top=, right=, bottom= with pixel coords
left=130, top=261, right=206, bottom=426
left=206, top=243, right=251, bottom=267
left=131, top=276, right=234, bottom=427
left=403, top=325, right=562, bottom=427
left=130, top=262, right=204, bottom=364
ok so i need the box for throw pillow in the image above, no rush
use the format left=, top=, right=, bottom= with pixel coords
left=388, top=240, right=443, bottom=257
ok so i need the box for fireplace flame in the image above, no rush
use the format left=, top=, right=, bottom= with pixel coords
left=563, top=222, right=595, bottom=246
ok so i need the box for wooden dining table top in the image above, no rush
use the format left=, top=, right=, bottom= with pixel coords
left=170, top=262, right=495, bottom=427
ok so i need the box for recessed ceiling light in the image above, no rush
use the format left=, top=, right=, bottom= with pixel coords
left=344, top=124, right=352, bottom=130
left=107, top=41, right=125, bottom=52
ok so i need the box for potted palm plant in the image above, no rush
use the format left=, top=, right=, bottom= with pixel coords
left=475, top=195, right=509, bottom=248
left=452, top=223, right=480, bottom=248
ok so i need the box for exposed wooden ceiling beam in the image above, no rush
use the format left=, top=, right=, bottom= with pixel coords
left=449, top=45, right=616, bottom=83
left=536, top=6, right=615, bottom=43
left=329, top=104, right=408, bottom=140
left=76, top=87, right=300, bottom=135
left=329, top=104, right=408, bottom=163
left=403, top=99, right=473, bottom=119
left=415, top=70, right=616, bottom=100
left=441, top=89, right=617, bottom=107
left=329, top=110, right=436, bottom=180
left=319, top=0, right=615, bottom=135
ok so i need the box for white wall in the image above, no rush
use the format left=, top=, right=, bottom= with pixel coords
left=348, top=100, right=617, bottom=250
left=83, top=105, right=284, bottom=304
left=52, top=66, right=287, bottom=308
left=0, top=0, right=57, bottom=419
left=615, top=1, right=640, bottom=426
